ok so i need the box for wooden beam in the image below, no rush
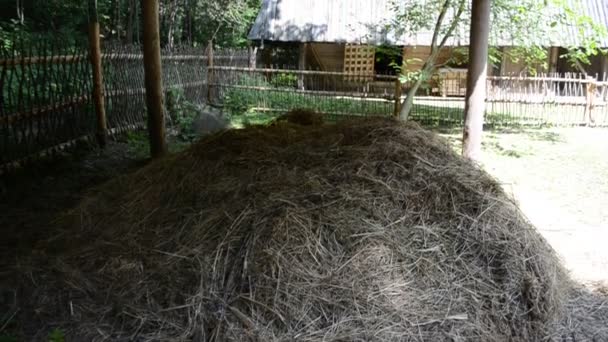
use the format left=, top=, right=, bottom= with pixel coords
left=298, top=43, right=307, bottom=90
left=207, top=40, right=214, bottom=103
left=462, top=0, right=490, bottom=160
left=88, top=0, right=108, bottom=147
left=141, top=0, right=167, bottom=158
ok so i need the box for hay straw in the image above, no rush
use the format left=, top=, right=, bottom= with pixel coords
left=22, top=118, right=573, bottom=341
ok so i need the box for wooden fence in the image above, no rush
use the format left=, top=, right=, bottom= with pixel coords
left=2, top=37, right=607, bottom=171
left=209, top=66, right=608, bottom=126
left=0, top=39, right=248, bottom=171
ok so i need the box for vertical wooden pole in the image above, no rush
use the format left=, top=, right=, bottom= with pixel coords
left=207, top=40, right=214, bottom=104
left=142, top=0, right=167, bottom=158
left=549, top=47, right=559, bottom=74
left=462, top=0, right=490, bottom=160
left=88, top=0, right=107, bottom=147
left=298, top=43, right=307, bottom=90
left=393, top=78, right=402, bottom=117
left=248, top=44, right=257, bottom=69
left=600, top=55, right=608, bottom=81
left=584, top=77, right=596, bottom=125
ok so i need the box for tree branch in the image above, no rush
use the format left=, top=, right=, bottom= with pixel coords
left=430, top=0, right=452, bottom=53
left=439, top=0, right=466, bottom=48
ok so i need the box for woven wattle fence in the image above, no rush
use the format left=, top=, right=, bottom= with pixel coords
left=0, top=36, right=248, bottom=171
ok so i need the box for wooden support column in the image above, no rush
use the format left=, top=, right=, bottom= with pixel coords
left=248, top=44, right=257, bottom=69
left=298, top=43, right=307, bottom=90
left=88, top=0, right=107, bottom=147
left=549, top=47, right=559, bottom=74
left=600, top=55, right=608, bottom=80
left=207, top=40, right=214, bottom=103
left=584, top=77, right=597, bottom=125
left=462, top=0, right=490, bottom=160
left=141, top=0, right=167, bottom=158
left=393, top=79, right=402, bottom=117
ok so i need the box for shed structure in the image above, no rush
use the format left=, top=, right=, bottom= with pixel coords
left=248, top=0, right=608, bottom=92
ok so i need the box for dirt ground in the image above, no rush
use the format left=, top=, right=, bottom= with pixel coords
left=0, top=140, right=146, bottom=261
left=443, top=126, right=608, bottom=286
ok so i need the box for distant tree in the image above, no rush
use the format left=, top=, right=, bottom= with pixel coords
left=0, top=0, right=261, bottom=48
left=389, top=0, right=607, bottom=120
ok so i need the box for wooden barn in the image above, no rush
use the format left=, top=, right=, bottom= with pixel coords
left=248, top=0, right=608, bottom=95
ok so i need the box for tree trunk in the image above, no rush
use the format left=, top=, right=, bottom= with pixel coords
left=135, top=2, right=140, bottom=44
left=182, top=0, right=193, bottom=43
left=16, top=0, right=24, bottom=25
left=166, top=0, right=179, bottom=50
left=398, top=0, right=465, bottom=120
left=462, top=0, right=491, bottom=160
left=113, top=0, right=121, bottom=40
left=126, top=0, right=136, bottom=44
left=399, top=61, right=437, bottom=120
left=142, top=0, right=167, bottom=158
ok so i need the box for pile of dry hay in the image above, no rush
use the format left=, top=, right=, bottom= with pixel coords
left=29, top=118, right=570, bottom=340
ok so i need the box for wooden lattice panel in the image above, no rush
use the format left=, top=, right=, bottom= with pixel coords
left=343, top=44, right=375, bottom=81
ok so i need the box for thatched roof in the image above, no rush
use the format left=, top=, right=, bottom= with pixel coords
left=248, top=0, right=608, bottom=47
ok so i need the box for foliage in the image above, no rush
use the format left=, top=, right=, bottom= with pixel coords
left=165, top=87, right=200, bottom=141
left=0, top=335, right=18, bottom=342
left=387, top=0, right=607, bottom=117
left=47, top=328, right=65, bottom=342
left=269, top=73, right=298, bottom=88
left=0, top=0, right=261, bottom=48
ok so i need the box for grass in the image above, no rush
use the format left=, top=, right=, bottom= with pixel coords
left=222, top=83, right=602, bottom=129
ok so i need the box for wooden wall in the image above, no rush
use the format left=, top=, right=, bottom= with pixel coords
left=401, top=46, right=453, bottom=72
left=308, top=43, right=345, bottom=71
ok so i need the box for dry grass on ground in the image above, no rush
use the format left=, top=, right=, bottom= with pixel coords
left=6, top=118, right=591, bottom=341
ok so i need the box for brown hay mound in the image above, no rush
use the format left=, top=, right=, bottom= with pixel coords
left=274, top=108, right=324, bottom=126
left=32, top=118, right=568, bottom=341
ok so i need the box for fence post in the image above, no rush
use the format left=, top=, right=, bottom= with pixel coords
left=141, top=0, right=167, bottom=158
left=584, top=77, right=597, bottom=125
left=207, top=40, right=214, bottom=104
left=298, top=43, right=307, bottom=90
left=88, top=0, right=108, bottom=147
left=393, top=79, right=402, bottom=117
left=248, top=45, right=257, bottom=69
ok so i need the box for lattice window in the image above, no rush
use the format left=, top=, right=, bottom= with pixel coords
left=343, top=44, right=375, bottom=81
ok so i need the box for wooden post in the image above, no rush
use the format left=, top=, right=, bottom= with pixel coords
left=298, top=43, right=307, bottom=90
left=248, top=44, right=257, bottom=69
left=462, top=0, right=490, bottom=160
left=393, top=78, right=402, bottom=117
left=549, top=47, right=559, bottom=74
left=207, top=40, right=214, bottom=104
left=600, top=55, right=608, bottom=81
left=141, top=0, right=167, bottom=158
left=584, top=77, right=597, bottom=125
left=88, top=0, right=107, bottom=147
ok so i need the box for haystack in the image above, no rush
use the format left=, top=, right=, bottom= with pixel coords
left=30, top=118, right=568, bottom=341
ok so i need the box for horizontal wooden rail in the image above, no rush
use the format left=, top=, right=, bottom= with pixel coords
left=101, top=53, right=247, bottom=61
left=0, top=96, right=90, bottom=125
left=487, top=75, right=594, bottom=83
left=0, top=53, right=248, bottom=65
left=0, top=54, right=88, bottom=66
left=212, top=83, right=396, bottom=100
left=209, top=66, right=398, bottom=80
left=0, top=121, right=145, bottom=174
